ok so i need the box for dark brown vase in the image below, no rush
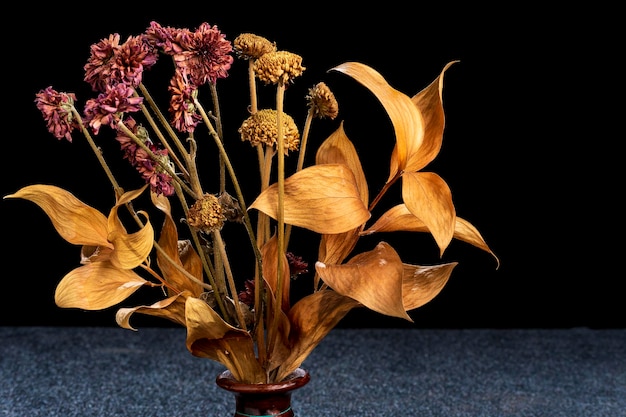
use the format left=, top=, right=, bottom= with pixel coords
left=215, top=367, right=310, bottom=417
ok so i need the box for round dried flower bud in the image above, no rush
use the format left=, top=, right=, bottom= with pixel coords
left=306, top=82, right=339, bottom=120
left=238, top=109, right=300, bottom=154
left=233, top=33, right=277, bottom=60
left=186, top=194, right=226, bottom=233
left=253, top=51, right=305, bottom=85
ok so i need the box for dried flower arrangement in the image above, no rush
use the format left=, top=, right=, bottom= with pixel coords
left=4, top=21, right=498, bottom=384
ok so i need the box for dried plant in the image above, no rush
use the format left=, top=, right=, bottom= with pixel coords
left=4, top=22, right=498, bottom=383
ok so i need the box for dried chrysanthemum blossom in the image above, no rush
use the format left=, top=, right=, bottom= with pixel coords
left=238, top=109, right=300, bottom=154
left=233, top=33, right=276, bottom=60
left=115, top=117, right=175, bottom=196
left=306, top=82, right=339, bottom=120
left=187, top=194, right=226, bottom=233
left=168, top=70, right=201, bottom=133
left=253, top=51, right=305, bottom=85
left=82, top=83, right=143, bottom=135
left=34, top=87, right=79, bottom=142
left=145, top=21, right=233, bottom=86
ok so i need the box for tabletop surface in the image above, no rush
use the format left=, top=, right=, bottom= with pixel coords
left=1, top=326, right=625, bottom=416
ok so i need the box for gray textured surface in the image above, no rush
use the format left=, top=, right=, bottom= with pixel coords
left=1, top=327, right=625, bottom=416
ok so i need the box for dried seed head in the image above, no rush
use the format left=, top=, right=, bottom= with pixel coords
left=233, top=33, right=277, bottom=60
left=306, top=82, right=339, bottom=120
left=238, top=109, right=300, bottom=154
left=253, top=51, right=305, bottom=85
left=186, top=194, right=226, bottom=233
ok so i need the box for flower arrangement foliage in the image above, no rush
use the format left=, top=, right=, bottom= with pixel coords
left=4, top=22, right=498, bottom=383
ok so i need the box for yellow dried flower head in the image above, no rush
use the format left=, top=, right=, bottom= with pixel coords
left=238, top=109, right=300, bottom=154
left=306, top=82, right=339, bottom=120
left=253, top=51, right=305, bottom=85
left=233, top=33, right=277, bottom=60
left=186, top=194, right=226, bottom=233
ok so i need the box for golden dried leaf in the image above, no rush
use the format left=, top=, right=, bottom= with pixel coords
left=315, top=229, right=361, bottom=288
left=402, top=61, right=458, bottom=173
left=315, top=241, right=411, bottom=321
left=260, top=234, right=290, bottom=312
left=401, top=171, right=455, bottom=256
left=116, top=292, right=189, bottom=330
left=316, top=121, right=368, bottom=205
left=363, top=204, right=499, bottom=266
left=54, top=261, right=148, bottom=310
left=330, top=62, right=424, bottom=181
left=275, top=289, right=360, bottom=381
left=401, top=262, right=457, bottom=310
left=313, top=123, right=369, bottom=276
left=249, top=164, right=370, bottom=234
left=107, top=209, right=154, bottom=270
left=454, top=217, right=500, bottom=268
left=151, top=192, right=204, bottom=296
left=106, top=186, right=153, bottom=270
left=4, top=184, right=110, bottom=247
left=185, top=297, right=266, bottom=383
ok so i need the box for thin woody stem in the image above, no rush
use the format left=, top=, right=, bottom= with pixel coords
left=136, top=83, right=190, bottom=179
left=115, top=121, right=197, bottom=197
left=193, top=98, right=264, bottom=276
left=71, top=107, right=123, bottom=198
left=268, top=82, right=287, bottom=362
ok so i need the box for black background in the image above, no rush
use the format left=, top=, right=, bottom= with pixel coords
left=1, top=4, right=622, bottom=328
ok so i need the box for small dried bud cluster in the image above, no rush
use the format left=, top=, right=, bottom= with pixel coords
left=233, top=33, right=276, bottom=60
left=253, top=51, right=305, bottom=85
left=187, top=194, right=226, bottom=233
left=306, top=82, right=339, bottom=120
left=238, top=109, right=300, bottom=154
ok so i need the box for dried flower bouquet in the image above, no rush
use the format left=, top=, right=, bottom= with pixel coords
left=4, top=22, right=497, bottom=383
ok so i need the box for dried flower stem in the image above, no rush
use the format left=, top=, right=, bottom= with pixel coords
left=268, top=82, right=287, bottom=357
left=212, top=230, right=247, bottom=330
left=193, top=98, right=264, bottom=274
left=136, top=83, right=190, bottom=179
left=70, top=108, right=122, bottom=197
left=115, top=121, right=196, bottom=196
left=285, top=107, right=314, bottom=246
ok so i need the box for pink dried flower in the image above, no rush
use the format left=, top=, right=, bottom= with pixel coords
left=168, top=70, right=201, bottom=133
left=144, top=21, right=191, bottom=55
left=83, top=83, right=143, bottom=135
left=113, top=35, right=158, bottom=88
left=115, top=117, right=174, bottom=196
left=84, top=33, right=122, bottom=92
left=149, top=21, right=233, bottom=87
left=34, top=87, right=79, bottom=142
left=84, top=34, right=158, bottom=92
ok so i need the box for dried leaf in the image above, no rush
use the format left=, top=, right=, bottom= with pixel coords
left=106, top=186, right=153, bottom=270
left=107, top=209, right=154, bottom=270
left=315, top=241, right=411, bottom=321
left=401, top=171, right=455, bottom=256
left=401, top=262, right=457, bottom=310
left=249, top=164, right=370, bottom=234
left=316, top=121, right=368, bottom=205
left=54, top=261, right=148, bottom=310
left=275, top=289, right=360, bottom=381
left=260, top=234, right=290, bottom=312
left=403, top=61, right=458, bottom=173
left=363, top=204, right=499, bottom=266
left=152, top=192, right=204, bottom=296
left=4, top=184, right=110, bottom=247
left=315, top=229, right=361, bottom=288
left=185, top=297, right=266, bottom=383
left=330, top=62, right=424, bottom=181
left=116, top=292, right=189, bottom=330
left=454, top=217, right=500, bottom=268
